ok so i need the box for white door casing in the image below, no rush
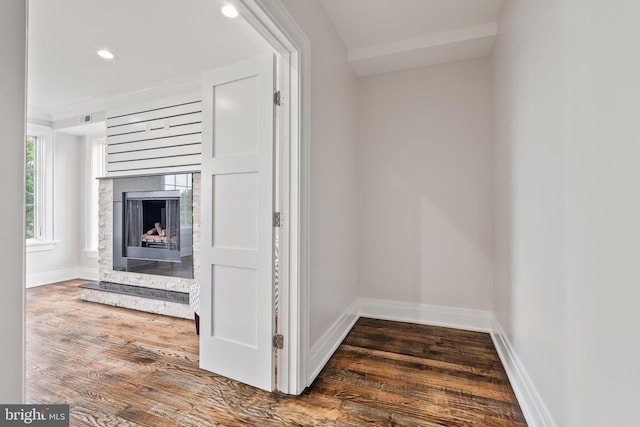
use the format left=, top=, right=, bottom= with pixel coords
left=200, top=53, right=276, bottom=391
left=238, top=0, right=312, bottom=394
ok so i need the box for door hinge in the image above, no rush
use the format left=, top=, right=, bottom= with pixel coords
left=272, top=334, right=284, bottom=349
left=273, top=212, right=282, bottom=228
left=273, top=90, right=282, bottom=106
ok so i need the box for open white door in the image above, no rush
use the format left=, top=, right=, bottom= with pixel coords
left=200, top=54, right=276, bottom=391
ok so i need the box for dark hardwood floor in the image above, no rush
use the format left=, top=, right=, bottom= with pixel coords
left=26, top=280, right=526, bottom=426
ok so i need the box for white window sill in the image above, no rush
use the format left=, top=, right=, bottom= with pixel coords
left=83, top=249, right=99, bottom=259
left=26, top=239, right=59, bottom=253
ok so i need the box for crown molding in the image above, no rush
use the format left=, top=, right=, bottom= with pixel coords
left=349, top=23, right=498, bottom=76
left=41, top=72, right=202, bottom=122
left=27, top=105, right=52, bottom=125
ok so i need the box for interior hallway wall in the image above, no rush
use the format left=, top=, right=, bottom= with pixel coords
left=280, top=0, right=360, bottom=348
left=357, top=58, right=494, bottom=312
left=0, top=0, right=26, bottom=403
left=492, top=0, right=640, bottom=425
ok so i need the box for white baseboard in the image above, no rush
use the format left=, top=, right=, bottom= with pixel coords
left=76, top=267, right=99, bottom=281
left=26, top=267, right=98, bottom=288
left=358, top=297, right=493, bottom=332
left=491, top=317, right=556, bottom=427
left=307, top=301, right=359, bottom=385
left=26, top=268, right=79, bottom=288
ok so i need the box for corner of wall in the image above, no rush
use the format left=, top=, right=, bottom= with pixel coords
left=307, top=300, right=359, bottom=386
left=490, top=316, right=557, bottom=427
left=359, top=298, right=493, bottom=332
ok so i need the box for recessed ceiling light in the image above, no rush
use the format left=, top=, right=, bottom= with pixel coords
left=97, top=49, right=115, bottom=60
left=221, top=4, right=239, bottom=18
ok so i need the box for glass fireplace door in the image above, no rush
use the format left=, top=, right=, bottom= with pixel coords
left=123, top=190, right=181, bottom=262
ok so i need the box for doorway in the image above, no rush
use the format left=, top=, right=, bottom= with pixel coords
left=22, top=0, right=308, bottom=396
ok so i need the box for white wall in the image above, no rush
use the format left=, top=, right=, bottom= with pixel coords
left=0, top=0, right=26, bottom=403
left=492, top=0, right=640, bottom=425
left=492, top=1, right=568, bottom=424
left=357, top=58, right=493, bottom=311
left=26, top=132, right=87, bottom=286
left=280, top=0, right=360, bottom=347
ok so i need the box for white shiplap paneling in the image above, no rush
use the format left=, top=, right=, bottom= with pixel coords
left=106, top=112, right=202, bottom=136
left=105, top=98, right=202, bottom=176
left=107, top=101, right=201, bottom=127
left=107, top=122, right=201, bottom=145
left=106, top=154, right=202, bottom=173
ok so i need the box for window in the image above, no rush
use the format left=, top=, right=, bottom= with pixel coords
left=164, top=174, right=193, bottom=227
left=26, top=124, right=55, bottom=251
left=25, top=136, right=37, bottom=239
left=84, top=138, right=105, bottom=257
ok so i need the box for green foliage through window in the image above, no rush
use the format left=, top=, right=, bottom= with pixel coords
left=26, top=136, right=36, bottom=239
left=180, top=188, right=193, bottom=226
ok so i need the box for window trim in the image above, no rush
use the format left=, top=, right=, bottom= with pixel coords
left=84, top=137, right=105, bottom=258
left=26, top=123, right=57, bottom=252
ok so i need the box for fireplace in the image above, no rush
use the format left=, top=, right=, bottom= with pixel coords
left=112, top=173, right=194, bottom=279
left=81, top=172, right=199, bottom=319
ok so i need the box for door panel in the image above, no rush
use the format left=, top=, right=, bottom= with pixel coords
left=213, top=173, right=259, bottom=250
left=200, top=54, right=275, bottom=391
left=213, top=77, right=260, bottom=157
left=212, top=265, right=258, bottom=347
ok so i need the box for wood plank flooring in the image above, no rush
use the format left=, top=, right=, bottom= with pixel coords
left=26, top=280, right=526, bottom=426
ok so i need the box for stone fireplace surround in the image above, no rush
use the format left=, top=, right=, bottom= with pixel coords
left=80, top=173, right=200, bottom=319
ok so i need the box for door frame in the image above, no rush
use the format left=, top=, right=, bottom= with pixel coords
left=237, top=0, right=310, bottom=395
left=11, top=0, right=311, bottom=399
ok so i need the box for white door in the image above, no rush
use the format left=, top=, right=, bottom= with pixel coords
left=200, top=54, right=276, bottom=391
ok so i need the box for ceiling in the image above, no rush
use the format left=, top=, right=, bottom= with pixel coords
left=27, top=0, right=272, bottom=121
left=319, top=0, right=505, bottom=76
left=27, top=0, right=504, bottom=124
